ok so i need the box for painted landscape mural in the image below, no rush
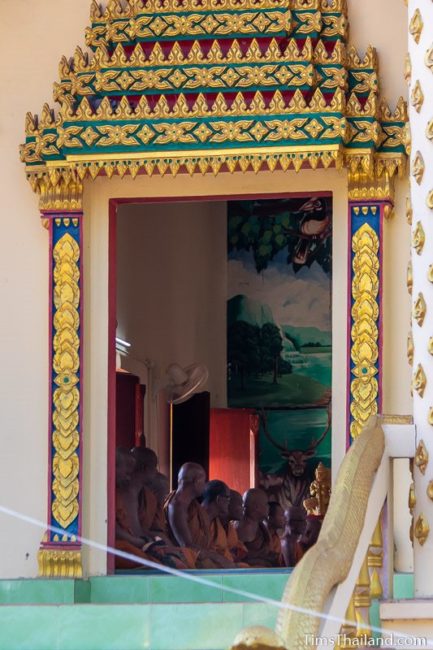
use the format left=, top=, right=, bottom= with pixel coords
left=227, top=196, right=332, bottom=486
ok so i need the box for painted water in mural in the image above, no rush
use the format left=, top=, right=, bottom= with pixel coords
left=227, top=196, right=332, bottom=477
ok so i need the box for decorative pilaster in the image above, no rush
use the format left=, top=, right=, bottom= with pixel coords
left=408, top=0, right=433, bottom=597
left=37, top=177, right=84, bottom=577
left=348, top=188, right=390, bottom=442
left=345, top=175, right=393, bottom=645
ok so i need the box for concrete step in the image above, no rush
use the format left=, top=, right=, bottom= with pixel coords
left=0, top=601, right=278, bottom=650
left=0, top=571, right=289, bottom=650
left=380, top=599, right=433, bottom=649
left=0, top=569, right=290, bottom=605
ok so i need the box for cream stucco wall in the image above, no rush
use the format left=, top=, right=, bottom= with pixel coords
left=0, top=0, right=410, bottom=578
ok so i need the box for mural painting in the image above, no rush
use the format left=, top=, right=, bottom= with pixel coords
left=227, top=196, right=332, bottom=508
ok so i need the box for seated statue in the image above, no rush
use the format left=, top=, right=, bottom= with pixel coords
left=281, top=506, right=306, bottom=567
left=164, top=462, right=231, bottom=568
left=265, top=501, right=285, bottom=567
left=201, top=480, right=238, bottom=568
left=222, top=490, right=249, bottom=564
left=115, top=448, right=189, bottom=570
left=130, top=447, right=168, bottom=540
left=235, top=488, right=281, bottom=568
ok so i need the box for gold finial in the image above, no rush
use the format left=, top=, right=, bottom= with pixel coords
left=413, top=364, right=427, bottom=397
left=414, top=293, right=427, bottom=326
left=407, top=260, right=413, bottom=295
left=407, top=331, right=414, bottom=365
left=409, top=9, right=423, bottom=44
left=414, top=514, right=430, bottom=546
left=413, top=222, right=425, bottom=255
left=411, top=81, right=424, bottom=113
left=413, top=151, right=425, bottom=185
left=415, top=440, right=429, bottom=475
left=406, top=197, right=413, bottom=225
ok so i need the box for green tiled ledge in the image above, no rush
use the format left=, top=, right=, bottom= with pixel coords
left=0, top=602, right=278, bottom=650
left=0, top=570, right=291, bottom=605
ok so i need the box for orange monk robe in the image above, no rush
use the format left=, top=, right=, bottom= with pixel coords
left=268, top=529, right=284, bottom=567
left=243, top=522, right=281, bottom=568
left=115, top=492, right=161, bottom=570
left=209, top=517, right=235, bottom=562
left=164, top=493, right=221, bottom=569
left=226, top=521, right=249, bottom=564
left=138, top=486, right=167, bottom=536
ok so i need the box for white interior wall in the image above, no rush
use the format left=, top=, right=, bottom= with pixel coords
left=0, top=0, right=411, bottom=578
left=116, top=200, right=227, bottom=471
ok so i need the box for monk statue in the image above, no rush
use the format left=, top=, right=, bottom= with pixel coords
left=129, top=447, right=170, bottom=542
left=236, top=488, right=281, bottom=568
left=115, top=448, right=189, bottom=570
left=265, top=502, right=285, bottom=567
left=164, top=462, right=230, bottom=568
left=221, top=490, right=249, bottom=564
left=201, top=480, right=239, bottom=567
left=281, top=506, right=307, bottom=567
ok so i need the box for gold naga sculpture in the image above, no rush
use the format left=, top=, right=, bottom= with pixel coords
left=230, top=417, right=385, bottom=650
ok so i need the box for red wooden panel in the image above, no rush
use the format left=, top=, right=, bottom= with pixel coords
left=209, top=408, right=258, bottom=495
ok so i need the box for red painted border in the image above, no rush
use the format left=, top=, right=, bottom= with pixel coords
left=106, top=189, right=333, bottom=573
left=107, top=201, right=118, bottom=574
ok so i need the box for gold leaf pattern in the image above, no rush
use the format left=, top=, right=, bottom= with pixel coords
left=414, top=292, right=427, bottom=327
left=414, top=514, right=429, bottom=546
left=412, top=151, right=425, bottom=185
left=350, top=223, right=379, bottom=439
left=413, top=221, right=425, bottom=255
left=411, top=81, right=424, bottom=113
left=415, top=440, right=429, bottom=475
left=413, top=363, right=427, bottom=397
left=51, top=230, right=81, bottom=531
left=409, top=8, right=423, bottom=44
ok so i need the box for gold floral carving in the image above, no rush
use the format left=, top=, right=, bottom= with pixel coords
left=426, top=120, right=433, bottom=141
left=415, top=440, right=428, bottom=475
left=413, top=364, right=427, bottom=398
left=409, top=9, right=423, bottom=44
left=411, top=81, right=424, bottom=113
left=412, top=151, right=425, bottom=185
left=404, top=53, right=411, bottom=85
left=427, top=482, right=433, bottom=500
left=428, top=338, right=433, bottom=356
left=425, top=45, right=433, bottom=73
left=407, top=260, right=413, bottom=295
left=414, top=293, right=427, bottom=327
left=350, top=224, right=379, bottom=439
left=231, top=420, right=385, bottom=650
left=428, top=191, right=433, bottom=210
left=414, top=514, right=430, bottom=546
left=38, top=548, right=82, bottom=578
left=406, top=197, right=413, bottom=225
left=407, top=332, right=414, bottom=366
left=51, top=231, right=81, bottom=531
left=413, top=222, right=425, bottom=255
